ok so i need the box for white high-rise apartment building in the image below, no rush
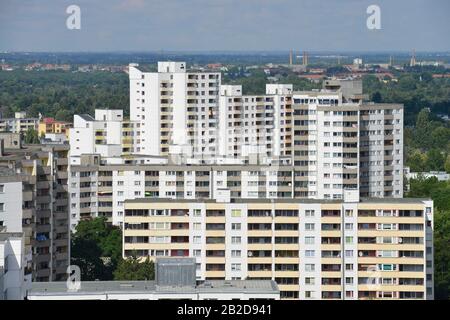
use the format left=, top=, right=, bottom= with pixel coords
left=68, top=61, right=404, bottom=230
left=69, top=110, right=125, bottom=165
left=218, top=84, right=293, bottom=164
left=129, top=62, right=221, bottom=161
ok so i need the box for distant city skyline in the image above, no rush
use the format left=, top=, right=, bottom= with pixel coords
left=0, top=0, right=449, bottom=52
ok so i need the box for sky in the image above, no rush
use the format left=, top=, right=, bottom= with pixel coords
left=0, top=0, right=449, bottom=52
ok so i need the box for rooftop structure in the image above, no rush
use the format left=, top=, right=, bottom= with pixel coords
left=27, top=257, right=279, bottom=300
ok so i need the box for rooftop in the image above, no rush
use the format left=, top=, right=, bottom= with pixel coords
left=124, top=197, right=430, bottom=205
left=0, top=232, right=23, bottom=242
left=29, top=280, right=279, bottom=296
left=78, top=114, right=95, bottom=121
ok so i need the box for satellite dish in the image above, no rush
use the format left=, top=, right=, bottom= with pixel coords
left=248, top=251, right=253, bottom=257
left=398, top=237, right=403, bottom=243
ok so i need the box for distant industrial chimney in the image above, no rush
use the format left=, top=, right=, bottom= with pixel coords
left=302, top=51, right=308, bottom=66
left=410, top=49, right=416, bottom=67
left=289, top=49, right=293, bottom=65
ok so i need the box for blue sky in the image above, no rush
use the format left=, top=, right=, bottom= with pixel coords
left=0, top=0, right=449, bottom=52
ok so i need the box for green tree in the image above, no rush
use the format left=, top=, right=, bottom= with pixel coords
left=54, top=108, right=71, bottom=122
left=431, top=127, right=450, bottom=150
left=71, top=237, right=107, bottom=281
left=114, top=256, right=155, bottom=281
left=434, top=209, right=450, bottom=299
left=407, top=151, right=427, bottom=172
left=371, top=91, right=382, bottom=103
left=70, top=217, right=122, bottom=280
left=426, top=149, right=445, bottom=171
left=444, top=155, right=450, bottom=173
left=23, top=128, right=40, bottom=144
left=414, top=108, right=432, bottom=149
left=407, top=178, right=450, bottom=299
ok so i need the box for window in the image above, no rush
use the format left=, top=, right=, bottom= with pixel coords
left=305, top=277, right=315, bottom=285
left=231, top=236, right=241, bottom=244
left=305, top=291, right=315, bottom=298
left=193, top=209, right=202, bottom=217
left=345, top=223, right=353, bottom=230
left=345, top=250, right=354, bottom=257
left=0, top=184, right=4, bottom=193
left=193, top=236, right=201, bottom=244
left=231, top=209, right=241, bottom=217
left=345, top=236, right=354, bottom=244
left=305, top=210, right=315, bottom=217
left=379, top=264, right=397, bottom=271
left=305, top=264, right=315, bottom=272
left=305, top=236, right=315, bottom=244
left=193, top=223, right=201, bottom=230
left=345, top=264, right=354, bottom=271
left=193, top=250, right=201, bottom=257
left=231, top=263, right=241, bottom=271
left=231, top=223, right=241, bottom=230
left=231, top=250, right=241, bottom=257
left=305, top=223, right=315, bottom=231
left=305, top=250, right=315, bottom=257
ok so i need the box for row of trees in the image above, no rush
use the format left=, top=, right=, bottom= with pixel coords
left=222, top=67, right=321, bottom=95
left=0, top=70, right=129, bottom=121
left=363, top=73, right=450, bottom=126
left=407, top=177, right=450, bottom=299
left=405, top=109, right=450, bottom=173
left=71, top=217, right=154, bottom=281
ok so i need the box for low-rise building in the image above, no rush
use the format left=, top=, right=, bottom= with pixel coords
left=27, top=257, right=279, bottom=300
left=0, top=112, right=39, bottom=134
left=38, top=118, right=71, bottom=140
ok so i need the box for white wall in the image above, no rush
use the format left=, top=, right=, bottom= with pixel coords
left=0, top=181, right=23, bottom=232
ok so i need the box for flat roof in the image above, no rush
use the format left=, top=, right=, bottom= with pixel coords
left=0, top=232, right=23, bottom=242
left=78, top=114, right=95, bottom=121
left=0, top=167, right=23, bottom=183
left=124, top=197, right=430, bottom=205
left=29, top=280, right=279, bottom=296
